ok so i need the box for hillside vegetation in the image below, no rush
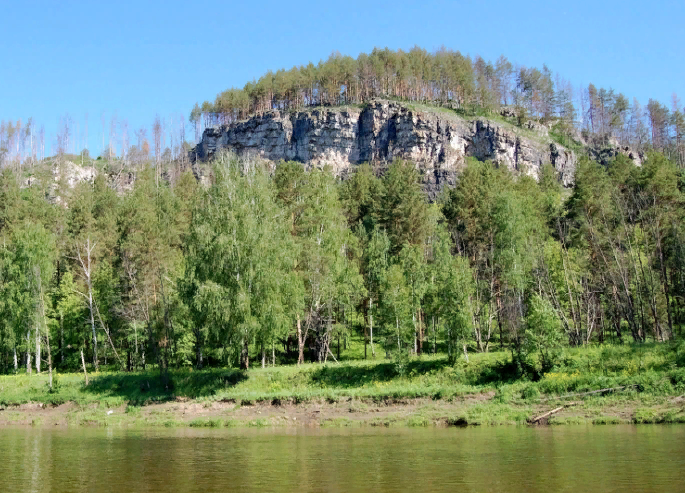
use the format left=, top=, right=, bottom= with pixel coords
left=1, top=341, right=683, bottom=427
left=191, top=46, right=684, bottom=168
left=0, top=148, right=683, bottom=380
left=1, top=46, right=685, bottom=427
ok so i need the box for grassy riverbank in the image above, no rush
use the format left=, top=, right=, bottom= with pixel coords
left=1, top=343, right=684, bottom=428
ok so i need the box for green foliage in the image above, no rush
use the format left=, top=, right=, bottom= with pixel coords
left=183, top=155, right=297, bottom=368
left=381, top=160, right=431, bottom=253
left=0, top=141, right=683, bottom=439
left=524, top=295, right=564, bottom=371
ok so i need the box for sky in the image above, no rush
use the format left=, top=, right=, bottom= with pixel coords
left=1, top=0, right=683, bottom=156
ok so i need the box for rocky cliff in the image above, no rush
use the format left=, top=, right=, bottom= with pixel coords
left=193, top=100, right=577, bottom=197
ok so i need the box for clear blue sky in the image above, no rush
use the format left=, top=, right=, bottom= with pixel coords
left=2, top=0, right=683, bottom=155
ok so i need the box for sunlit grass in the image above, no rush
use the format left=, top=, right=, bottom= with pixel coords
left=1, top=342, right=683, bottom=422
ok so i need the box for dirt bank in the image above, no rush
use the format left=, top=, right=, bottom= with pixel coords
left=2, top=393, right=683, bottom=428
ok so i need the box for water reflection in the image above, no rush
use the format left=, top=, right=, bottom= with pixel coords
left=1, top=426, right=684, bottom=493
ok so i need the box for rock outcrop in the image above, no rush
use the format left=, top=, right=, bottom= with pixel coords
left=586, top=136, right=643, bottom=167
left=193, top=100, right=578, bottom=197
left=53, top=161, right=98, bottom=188
left=22, top=160, right=98, bottom=206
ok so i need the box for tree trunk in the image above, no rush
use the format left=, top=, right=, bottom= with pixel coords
left=447, top=328, right=452, bottom=362
left=432, top=316, right=437, bottom=354
left=261, top=342, right=266, bottom=369
left=297, top=315, right=304, bottom=365
left=35, top=328, right=41, bottom=374
left=272, top=341, right=275, bottom=367
left=369, top=297, right=375, bottom=358
left=240, top=339, right=249, bottom=370
left=81, top=349, right=89, bottom=386
left=26, top=329, right=32, bottom=375
left=418, top=309, right=423, bottom=355
left=60, top=312, right=64, bottom=364
left=196, top=346, right=203, bottom=369
left=88, top=293, right=98, bottom=370
left=13, top=347, right=17, bottom=373
left=46, top=329, right=53, bottom=391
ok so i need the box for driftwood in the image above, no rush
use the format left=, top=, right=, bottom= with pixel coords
left=540, top=384, right=639, bottom=402
left=530, top=406, right=565, bottom=423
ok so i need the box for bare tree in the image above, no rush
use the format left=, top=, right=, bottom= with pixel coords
left=152, top=115, right=162, bottom=187
left=120, top=119, right=129, bottom=165
left=179, top=114, right=186, bottom=168
left=109, top=113, right=118, bottom=160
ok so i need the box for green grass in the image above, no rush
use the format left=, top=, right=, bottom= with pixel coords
left=1, top=342, right=684, bottom=427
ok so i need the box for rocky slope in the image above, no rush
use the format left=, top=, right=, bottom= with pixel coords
left=193, top=99, right=578, bottom=197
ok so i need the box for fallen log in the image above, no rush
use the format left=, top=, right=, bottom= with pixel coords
left=540, top=384, right=639, bottom=402
left=530, top=406, right=565, bottom=423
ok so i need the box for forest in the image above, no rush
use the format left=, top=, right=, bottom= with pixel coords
left=0, top=144, right=684, bottom=388
left=1, top=45, right=684, bottom=390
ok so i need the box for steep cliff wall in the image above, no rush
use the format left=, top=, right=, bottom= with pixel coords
left=193, top=100, right=577, bottom=197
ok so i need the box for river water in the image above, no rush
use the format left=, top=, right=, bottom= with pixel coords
left=1, top=425, right=683, bottom=492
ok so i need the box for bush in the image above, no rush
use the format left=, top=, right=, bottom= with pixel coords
left=393, top=351, right=410, bottom=377
left=493, top=386, right=515, bottom=404
left=523, top=295, right=564, bottom=372
left=521, top=385, right=541, bottom=401
left=125, top=405, right=141, bottom=415
left=189, top=418, right=224, bottom=428
left=675, top=341, right=685, bottom=368
left=46, top=375, right=62, bottom=394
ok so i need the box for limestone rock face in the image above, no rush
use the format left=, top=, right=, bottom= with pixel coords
left=588, top=137, right=643, bottom=167
left=53, top=161, right=98, bottom=188
left=194, top=100, right=578, bottom=197
left=22, top=161, right=98, bottom=206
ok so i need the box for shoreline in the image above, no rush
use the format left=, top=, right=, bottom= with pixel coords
left=2, top=394, right=684, bottom=428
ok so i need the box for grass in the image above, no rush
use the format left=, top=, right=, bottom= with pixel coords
left=1, top=342, right=684, bottom=428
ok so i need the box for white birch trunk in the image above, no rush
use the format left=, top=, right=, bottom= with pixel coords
left=297, top=316, right=304, bottom=366
left=81, top=349, right=89, bottom=386
left=26, top=329, right=31, bottom=374
left=46, top=333, right=53, bottom=391
left=13, top=347, right=18, bottom=373
left=75, top=237, right=99, bottom=370
left=88, top=291, right=98, bottom=369
left=36, top=328, right=41, bottom=374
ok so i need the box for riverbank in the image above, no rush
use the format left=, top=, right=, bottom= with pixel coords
left=1, top=343, right=684, bottom=428
left=2, top=393, right=685, bottom=428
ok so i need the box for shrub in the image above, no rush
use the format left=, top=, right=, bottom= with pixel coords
left=521, top=385, right=541, bottom=401
left=189, top=418, right=223, bottom=428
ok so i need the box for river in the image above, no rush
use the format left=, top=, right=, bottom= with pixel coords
left=1, top=425, right=683, bottom=492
